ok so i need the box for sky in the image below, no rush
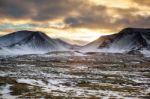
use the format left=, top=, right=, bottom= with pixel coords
left=0, top=0, right=150, bottom=45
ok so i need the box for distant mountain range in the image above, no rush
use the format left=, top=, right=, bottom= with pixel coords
left=0, top=28, right=150, bottom=55
left=0, top=30, right=73, bottom=55
left=81, top=28, right=150, bottom=54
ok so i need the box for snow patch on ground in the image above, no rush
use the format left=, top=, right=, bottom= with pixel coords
left=0, top=71, right=17, bottom=77
left=141, top=49, right=150, bottom=57
left=0, top=84, right=17, bottom=99
left=16, top=78, right=135, bottom=98
left=16, top=64, right=35, bottom=67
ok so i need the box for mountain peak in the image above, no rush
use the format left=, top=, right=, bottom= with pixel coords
left=0, top=30, right=73, bottom=54
left=119, top=27, right=150, bottom=34
left=13, top=30, right=45, bottom=35
left=81, top=27, right=150, bottom=53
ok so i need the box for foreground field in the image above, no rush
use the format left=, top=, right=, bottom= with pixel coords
left=0, top=52, right=150, bottom=99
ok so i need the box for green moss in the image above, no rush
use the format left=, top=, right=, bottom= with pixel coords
left=88, top=96, right=102, bottom=99
left=77, top=82, right=141, bottom=93
left=62, top=82, right=71, bottom=86
left=0, top=77, right=17, bottom=85
left=10, top=83, right=30, bottom=95
left=44, top=94, right=66, bottom=99
left=76, top=80, right=90, bottom=87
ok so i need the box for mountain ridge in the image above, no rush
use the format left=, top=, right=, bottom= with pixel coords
left=0, top=30, right=73, bottom=55
left=81, top=28, right=150, bottom=53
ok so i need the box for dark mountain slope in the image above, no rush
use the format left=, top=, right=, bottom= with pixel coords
left=0, top=30, right=73, bottom=54
left=81, top=28, right=150, bottom=53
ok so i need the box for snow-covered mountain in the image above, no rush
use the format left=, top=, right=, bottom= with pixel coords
left=0, top=30, right=72, bottom=55
left=81, top=28, right=150, bottom=53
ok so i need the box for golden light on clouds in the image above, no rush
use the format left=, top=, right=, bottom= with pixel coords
left=89, top=0, right=132, bottom=8
left=34, top=27, right=104, bottom=45
left=0, top=0, right=150, bottom=45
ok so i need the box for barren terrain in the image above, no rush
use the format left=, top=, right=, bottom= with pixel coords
left=0, top=52, right=150, bottom=99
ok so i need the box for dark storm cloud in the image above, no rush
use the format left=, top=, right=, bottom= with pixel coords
left=0, top=0, right=85, bottom=21
left=64, top=5, right=150, bottom=31
left=0, top=0, right=150, bottom=31
left=0, top=0, right=33, bottom=19
left=64, top=17, right=80, bottom=27
left=64, top=5, right=109, bottom=28
left=64, top=5, right=147, bottom=30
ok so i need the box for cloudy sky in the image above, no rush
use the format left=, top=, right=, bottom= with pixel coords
left=0, top=0, right=150, bottom=45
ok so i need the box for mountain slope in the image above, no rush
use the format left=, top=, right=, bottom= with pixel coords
left=81, top=28, right=150, bottom=53
left=0, top=30, right=32, bottom=46
left=0, top=30, right=72, bottom=54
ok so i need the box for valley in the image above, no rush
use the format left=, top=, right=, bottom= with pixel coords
left=0, top=52, right=149, bottom=99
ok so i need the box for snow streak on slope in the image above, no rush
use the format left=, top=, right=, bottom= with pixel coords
left=80, top=28, right=150, bottom=54
left=0, top=30, right=72, bottom=55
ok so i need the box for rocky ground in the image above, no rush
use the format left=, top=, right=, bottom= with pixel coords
left=0, top=52, right=150, bottom=99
